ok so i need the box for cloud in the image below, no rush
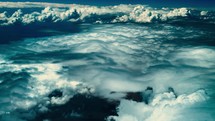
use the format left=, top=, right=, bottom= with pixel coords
left=0, top=3, right=213, bottom=44
left=108, top=89, right=209, bottom=121
left=0, top=2, right=213, bottom=27
left=0, top=17, right=214, bottom=120
left=0, top=2, right=74, bottom=8
left=0, top=2, right=214, bottom=44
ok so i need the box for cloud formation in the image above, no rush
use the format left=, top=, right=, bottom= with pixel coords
left=0, top=2, right=214, bottom=26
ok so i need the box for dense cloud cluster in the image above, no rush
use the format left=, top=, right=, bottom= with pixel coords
left=0, top=2, right=215, bottom=121
left=0, top=23, right=214, bottom=120
left=108, top=90, right=208, bottom=121
left=0, top=2, right=214, bottom=26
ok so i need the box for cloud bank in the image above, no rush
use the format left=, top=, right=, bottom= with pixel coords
left=0, top=2, right=214, bottom=26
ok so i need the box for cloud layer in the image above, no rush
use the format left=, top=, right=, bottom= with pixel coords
left=0, top=2, right=214, bottom=26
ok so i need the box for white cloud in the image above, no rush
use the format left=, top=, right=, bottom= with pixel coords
left=108, top=90, right=209, bottom=121
left=0, top=2, right=74, bottom=8
left=0, top=2, right=212, bottom=26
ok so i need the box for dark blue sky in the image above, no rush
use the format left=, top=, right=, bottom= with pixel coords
left=0, top=0, right=215, bottom=9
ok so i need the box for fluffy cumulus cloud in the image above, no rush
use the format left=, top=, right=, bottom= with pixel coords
left=0, top=2, right=214, bottom=26
left=107, top=90, right=209, bottom=121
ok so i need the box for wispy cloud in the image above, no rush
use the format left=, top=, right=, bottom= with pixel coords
left=0, top=2, right=74, bottom=8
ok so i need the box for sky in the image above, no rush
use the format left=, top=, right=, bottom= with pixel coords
left=0, top=0, right=214, bottom=9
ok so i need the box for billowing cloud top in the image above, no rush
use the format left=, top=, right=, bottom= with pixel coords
left=0, top=2, right=214, bottom=26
